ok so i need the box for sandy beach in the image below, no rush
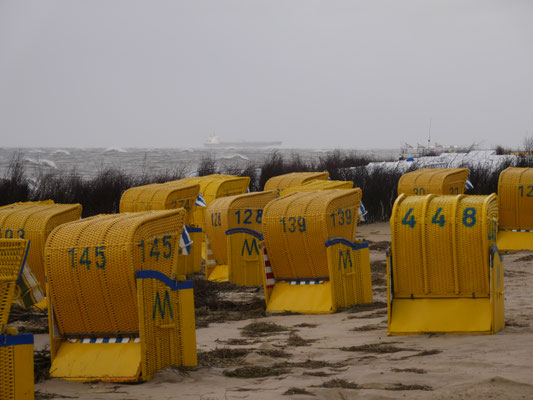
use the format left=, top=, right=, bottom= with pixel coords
left=33, top=221, right=533, bottom=399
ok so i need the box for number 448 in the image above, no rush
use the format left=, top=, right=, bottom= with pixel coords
left=401, top=207, right=477, bottom=228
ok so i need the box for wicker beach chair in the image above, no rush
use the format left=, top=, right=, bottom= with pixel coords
left=170, top=174, right=250, bottom=228
left=388, top=194, right=503, bottom=334
left=204, top=191, right=276, bottom=283
left=497, top=167, right=533, bottom=251
left=0, top=239, right=34, bottom=400
left=279, top=179, right=353, bottom=197
left=397, top=168, right=470, bottom=195
left=261, top=190, right=372, bottom=313
left=0, top=201, right=82, bottom=308
left=264, top=172, right=329, bottom=194
left=168, top=175, right=250, bottom=264
left=44, top=210, right=196, bottom=382
left=119, top=182, right=201, bottom=274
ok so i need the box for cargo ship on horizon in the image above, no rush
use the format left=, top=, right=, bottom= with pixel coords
left=204, top=135, right=282, bottom=149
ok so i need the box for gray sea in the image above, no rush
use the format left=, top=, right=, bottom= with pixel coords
left=0, top=147, right=400, bottom=180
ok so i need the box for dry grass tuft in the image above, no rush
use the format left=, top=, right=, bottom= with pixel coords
left=304, top=371, right=335, bottom=377
left=283, top=387, right=315, bottom=396
left=318, top=379, right=358, bottom=389
left=345, top=301, right=387, bottom=314
left=293, top=323, right=317, bottom=328
left=341, top=343, right=410, bottom=354
left=223, top=366, right=290, bottom=379
left=287, top=332, right=315, bottom=347
left=257, top=349, right=292, bottom=358
left=198, top=347, right=252, bottom=367
left=391, top=367, right=427, bottom=374
left=506, top=319, right=529, bottom=328
left=387, top=383, right=432, bottom=391
left=516, top=254, right=533, bottom=262
left=240, top=321, right=289, bottom=337
left=194, top=278, right=265, bottom=328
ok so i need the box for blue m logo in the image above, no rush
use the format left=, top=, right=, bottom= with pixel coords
left=338, top=249, right=353, bottom=270
left=153, top=290, right=173, bottom=320
left=241, top=238, right=259, bottom=256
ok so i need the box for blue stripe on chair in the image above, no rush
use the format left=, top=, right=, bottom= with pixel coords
left=16, top=240, right=31, bottom=284
left=186, top=226, right=202, bottom=233
left=225, top=228, right=263, bottom=240
left=0, top=333, right=34, bottom=347
left=135, top=270, right=194, bottom=290
left=324, top=238, right=369, bottom=250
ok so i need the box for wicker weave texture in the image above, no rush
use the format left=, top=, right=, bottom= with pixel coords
left=0, top=201, right=82, bottom=286
left=390, top=194, right=498, bottom=298
left=264, top=172, right=329, bottom=192
left=326, top=242, right=373, bottom=308
left=263, top=189, right=362, bottom=279
left=0, top=239, right=28, bottom=333
left=137, top=277, right=197, bottom=380
left=280, top=180, right=353, bottom=197
left=171, top=175, right=250, bottom=228
left=204, top=197, right=232, bottom=265
left=0, top=346, right=14, bottom=399
left=45, top=210, right=185, bottom=336
left=119, top=182, right=200, bottom=274
left=0, top=341, right=33, bottom=400
left=397, top=168, right=469, bottom=196
left=119, top=182, right=199, bottom=224
left=498, top=167, right=533, bottom=229
left=226, top=191, right=277, bottom=286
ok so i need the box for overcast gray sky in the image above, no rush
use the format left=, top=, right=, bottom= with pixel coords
left=0, top=1, right=532, bottom=149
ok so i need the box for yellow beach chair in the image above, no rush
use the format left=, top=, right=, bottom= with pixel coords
left=204, top=191, right=276, bottom=283
left=168, top=175, right=250, bottom=266
left=279, top=179, right=353, bottom=197
left=262, top=190, right=372, bottom=313
left=119, top=182, right=201, bottom=273
left=0, top=239, right=34, bottom=400
left=45, top=210, right=196, bottom=382
left=0, top=201, right=82, bottom=308
left=397, top=168, right=470, bottom=195
left=264, top=172, right=329, bottom=194
left=170, top=174, right=250, bottom=229
left=497, top=167, right=533, bottom=251
left=388, top=193, right=503, bottom=335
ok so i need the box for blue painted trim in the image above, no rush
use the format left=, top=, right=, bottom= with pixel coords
left=16, top=240, right=31, bottom=284
left=186, top=226, right=202, bottom=233
left=490, top=245, right=503, bottom=263
left=0, top=333, right=34, bottom=347
left=324, top=238, right=369, bottom=250
left=225, top=228, right=263, bottom=240
left=135, top=270, right=193, bottom=290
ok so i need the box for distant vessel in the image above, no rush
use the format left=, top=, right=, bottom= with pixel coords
left=204, top=135, right=282, bottom=148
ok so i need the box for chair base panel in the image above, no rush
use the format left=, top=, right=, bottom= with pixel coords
left=50, top=341, right=141, bottom=382
left=497, top=230, right=533, bottom=252
left=266, top=282, right=334, bottom=314
left=388, top=298, right=502, bottom=335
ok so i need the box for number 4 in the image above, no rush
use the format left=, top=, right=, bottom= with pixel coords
left=431, top=208, right=445, bottom=227
left=401, top=208, right=416, bottom=228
